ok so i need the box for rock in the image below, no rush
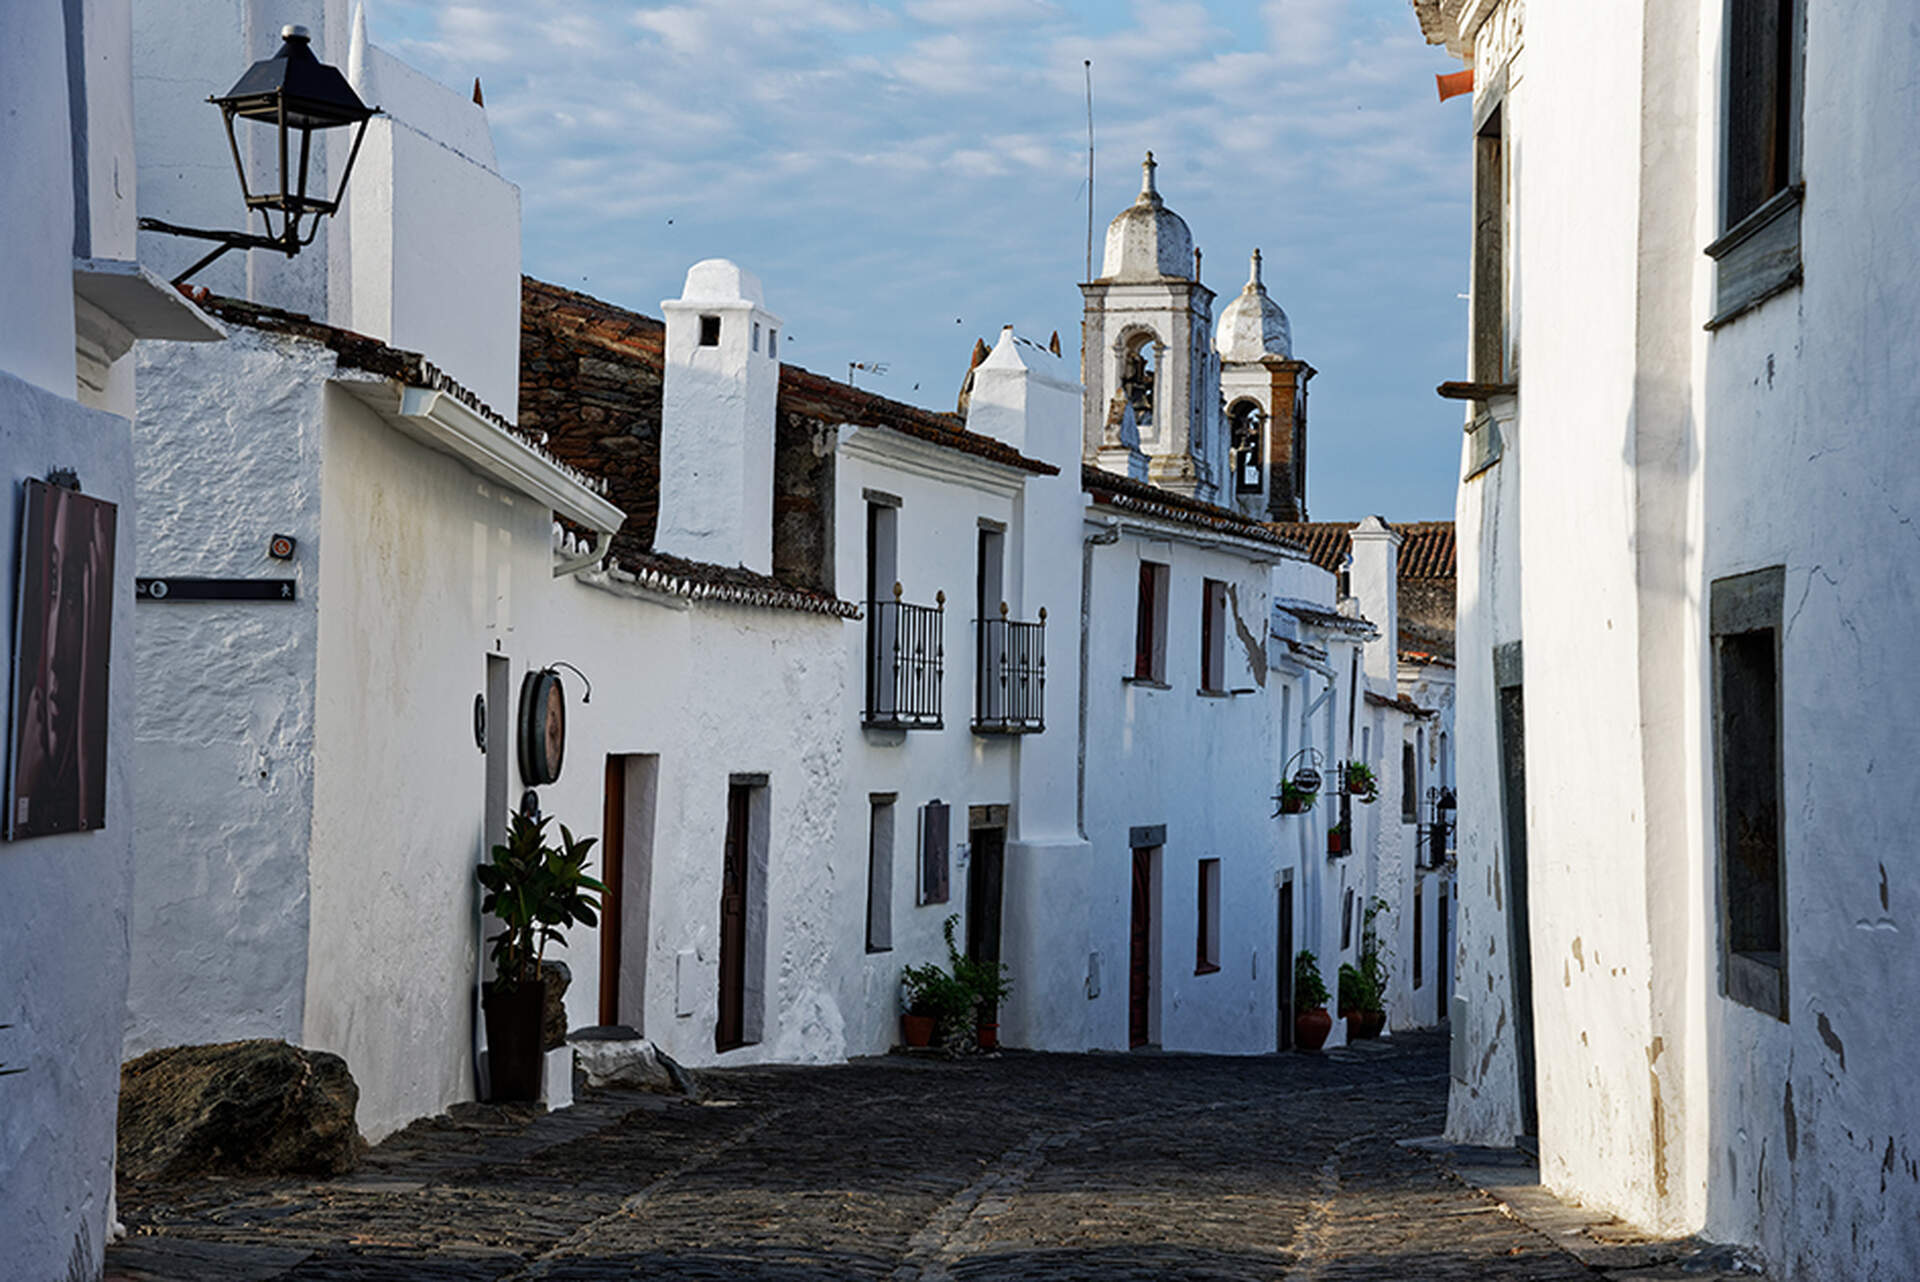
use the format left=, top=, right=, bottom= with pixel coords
left=118, top=1040, right=362, bottom=1181
left=567, top=1027, right=690, bottom=1094
left=540, top=960, right=571, bottom=1051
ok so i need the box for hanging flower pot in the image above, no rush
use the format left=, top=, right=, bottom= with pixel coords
left=1344, top=760, right=1378, bottom=803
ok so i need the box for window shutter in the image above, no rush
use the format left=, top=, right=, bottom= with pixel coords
left=1134, top=563, right=1156, bottom=679
left=1201, top=582, right=1216, bottom=690
left=920, top=801, right=950, bottom=905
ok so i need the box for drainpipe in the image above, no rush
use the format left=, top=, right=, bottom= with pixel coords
left=1078, top=516, right=1121, bottom=838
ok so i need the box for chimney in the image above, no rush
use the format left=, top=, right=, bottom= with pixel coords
left=656, top=259, right=782, bottom=573
left=1348, top=516, right=1403, bottom=688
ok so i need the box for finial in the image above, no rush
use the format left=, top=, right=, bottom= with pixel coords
left=1194, top=247, right=1203, bottom=280
left=1140, top=151, right=1158, bottom=200
left=999, top=601, right=1009, bottom=617
left=473, top=77, right=485, bottom=107
left=893, top=581, right=903, bottom=600
left=1249, top=248, right=1263, bottom=290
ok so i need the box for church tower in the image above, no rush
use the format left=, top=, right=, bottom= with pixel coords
left=1080, top=154, right=1224, bottom=501
left=1215, top=249, right=1315, bottom=521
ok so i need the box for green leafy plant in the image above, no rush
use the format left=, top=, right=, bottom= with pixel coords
left=1345, top=760, right=1378, bottom=803
left=1293, top=950, right=1330, bottom=1010
left=476, top=811, right=605, bottom=990
left=1338, top=961, right=1383, bottom=1014
left=944, top=914, right=1012, bottom=1015
left=901, top=962, right=971, bottom=1025
left=1358, top=896, right=1392, bottom=997
left=1279, top=778, right=1316, bottom=813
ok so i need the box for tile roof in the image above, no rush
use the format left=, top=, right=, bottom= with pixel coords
left=780, top=364, right=1057, bottom=476
left=1083, top=467, right=1307, bottom=552
left=608, top=548, right=859, bottom=618
left=1365, top=689, right=1439, bottom=717
left=1267, top=520, right=1457, bottom=579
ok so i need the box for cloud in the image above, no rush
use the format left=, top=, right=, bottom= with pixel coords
left=370, top=0, right=1471, bottom=518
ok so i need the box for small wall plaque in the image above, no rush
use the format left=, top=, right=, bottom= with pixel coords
left=136, top=578, right=296, bottom=602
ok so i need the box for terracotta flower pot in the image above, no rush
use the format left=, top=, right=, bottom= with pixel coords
left=1295, top=1006, right=1333, bottom=1052
left=976, top=1022, right=999, bottom=1051
left=482, top=978, right=547, bottom=1102
left=901, top=1013, right=936, bottom=1048
left=1345, top=1009, right=1386, bottom=1041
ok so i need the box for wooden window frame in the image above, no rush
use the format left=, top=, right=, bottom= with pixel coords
left=1707, top=0, right=1804, bottom=328
left=1199, top=578, right=1228, bottom=694
left=1130, top=560, right=1170, bottom=685
left=1195, top=858, right=1221, bottom=975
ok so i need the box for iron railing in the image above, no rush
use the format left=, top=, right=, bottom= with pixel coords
left=973, top=608, right=1046, bottom=733
left=865, top=589, right=945, bottom=729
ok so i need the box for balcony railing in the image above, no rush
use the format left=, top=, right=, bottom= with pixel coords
left=865, top=589, right=944, bottom=729
left=974, top=608, right=1046, bottom=734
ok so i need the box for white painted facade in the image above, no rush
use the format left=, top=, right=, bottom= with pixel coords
left=1, top=2, right=220, bottom=1277
left=1419, top=0, right=1920, bottom=1275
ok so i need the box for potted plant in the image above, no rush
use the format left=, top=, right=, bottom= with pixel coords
left=1344, top=760, right=1379, bottom=804
left=1338, top=962, right=1384, bottom=1040
left=1353, top=897, right=1391, bottom=1039
left=899, top=962, right=967, bottom=1048
left=946, top=915, right=1012, bottom=1050
left=1293, top=950, right=1332, bottom=1051
left=1326, top=818, right=1351, bottom=856
left=476, top=811, right=604, bottom=1101
left=1278, top=778, right=1316, bottom=815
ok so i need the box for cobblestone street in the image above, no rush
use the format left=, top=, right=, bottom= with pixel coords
left=109, top=1032, right=1610, bottom=1281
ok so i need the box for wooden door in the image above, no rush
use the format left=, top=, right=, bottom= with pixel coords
left=1276, top=879, right=1295, bottom=1050
left=599, top=757, right=626, bottom=1027
left=1497, top=679, right=1537, bottom=1137
left=1129, top=848, right=1153, bottom=1048
left=966, top=827, right=1006, bottom=1022
left=716, top=783, right=750, bottom=1051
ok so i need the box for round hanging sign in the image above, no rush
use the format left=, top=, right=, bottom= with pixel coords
left=517, top=669, right=566, bottom=785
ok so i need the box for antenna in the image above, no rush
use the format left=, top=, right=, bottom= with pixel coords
left=849, top=360, right=889, bottom=387
left=1085, top=59, right=1095, bottom=283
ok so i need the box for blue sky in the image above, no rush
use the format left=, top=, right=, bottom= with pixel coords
left=371, top=0, right=1470, bottom=520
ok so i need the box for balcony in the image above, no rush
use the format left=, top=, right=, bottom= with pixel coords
left=865, top=589, right=945, bottom=730
left=973, top=608, right=1046, bottom=734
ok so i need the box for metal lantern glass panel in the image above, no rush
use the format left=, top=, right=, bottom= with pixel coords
left=214, top=25, right=376, bottom=249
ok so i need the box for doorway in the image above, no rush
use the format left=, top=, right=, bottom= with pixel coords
left=599, top=755, right=657, bottom=1030
left=1129, top=846, right=1159, bottom=1048
left=1276, top=875, right=1295, bottom=1050
left=966, top=819, right=1006, bottom=1023
left=716, top=782, right=749, bottom=1051
left=1495, top=642, right=1537, bottom=1138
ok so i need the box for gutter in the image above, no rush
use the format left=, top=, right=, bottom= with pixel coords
left=1077, top=515, right=1121, bottom=839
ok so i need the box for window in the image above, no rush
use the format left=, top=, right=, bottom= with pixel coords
left=768, top=328, right=778, bottom=358
left=864, top=496, right=940, bottom=729
left=1402, top=741, right=1418, bottom=823
left=1472, top=105, right=1510, bottom=387
left=1340, top=887, right=1355, bottom=951
left=866, top=796, right=895, bottom=952
left=753, top=322, right=762, bottom=352
left=1713, top=566, right=1786, bottom=1020
left=699, top=315, right=721, bottom=347
left=1230, top=401, right=1263, bottom=494
left=1132, top=561, right=1170, bottom=683
left=1708, top=0, right=1803, bottom=325
left=1199, top=579, right=1228, bottom=694
left=1195, top=859, right=1220, bottom=974
left=1413, top=888, right=1425, bottom=990
left=919, top=800, right=951, bottom=905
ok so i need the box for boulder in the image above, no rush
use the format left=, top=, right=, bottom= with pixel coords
left=118, top=1040, right=363, bottom=1181
left=567, top=1026, right=694, bottom=1095
left=540, top=960, right=572, bottom=1051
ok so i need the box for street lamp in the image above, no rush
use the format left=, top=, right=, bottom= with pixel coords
left=140, top=25, right=380, bottom=286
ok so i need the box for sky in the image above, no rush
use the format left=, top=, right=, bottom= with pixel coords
left=371, top=0, right=1471, bottom=521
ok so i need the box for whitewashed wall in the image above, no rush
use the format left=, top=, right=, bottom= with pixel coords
left=832, top=433, right=1023, bottom=1056
left=534, top=580, right=849, bottom=1071
left=125, top=331, right=331, bottom=1057
left=1073, top=527, right=1282, bottom=1053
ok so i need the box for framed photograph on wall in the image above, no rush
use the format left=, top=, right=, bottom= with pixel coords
left=7, top=479, right=117, bottom=840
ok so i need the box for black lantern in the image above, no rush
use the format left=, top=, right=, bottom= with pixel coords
left=140, top=25, right=380, bottom=285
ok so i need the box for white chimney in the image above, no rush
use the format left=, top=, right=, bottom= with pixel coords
left=1348, top=516, right=1402, bottom=687
left=656, top=259, right=782, bottom=573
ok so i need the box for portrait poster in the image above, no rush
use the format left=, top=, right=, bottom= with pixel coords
left=7, top=480, right=116, bottom=840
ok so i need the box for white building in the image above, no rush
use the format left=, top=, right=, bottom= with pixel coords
left=0, top=2, right=221, bottom=1276
left=1416, top=1, right=1920, bottom=1276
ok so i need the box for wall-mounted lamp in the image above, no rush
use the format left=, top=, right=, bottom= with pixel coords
left=139, top=26, right=381, bottom=286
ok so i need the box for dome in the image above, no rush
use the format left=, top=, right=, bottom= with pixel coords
left=1214, top=249, right=1291, bottom=360
left=1100, top=152, right=1194, bottom=282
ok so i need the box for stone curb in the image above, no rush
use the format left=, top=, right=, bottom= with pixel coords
left=1400, top=1138, right=1770, bottom=1281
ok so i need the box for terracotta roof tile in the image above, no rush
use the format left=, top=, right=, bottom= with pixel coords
left=1084, top=467, right=1306, bottom=551
left=1267, top=519, right=1457, bottom=579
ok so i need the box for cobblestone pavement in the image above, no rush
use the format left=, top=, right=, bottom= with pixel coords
left=108, top=1031, right=1613, bottom=1281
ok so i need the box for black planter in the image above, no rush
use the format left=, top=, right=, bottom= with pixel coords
left=482, top=978, right=547, bottom=1102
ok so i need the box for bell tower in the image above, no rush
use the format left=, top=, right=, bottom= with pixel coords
left=1215, top=249, right=1315, bottom=521
left=1080, top=153, right=1223, bottom=501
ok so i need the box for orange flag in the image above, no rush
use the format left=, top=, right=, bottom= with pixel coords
left=1436, top=68, right=1475, bottom=101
